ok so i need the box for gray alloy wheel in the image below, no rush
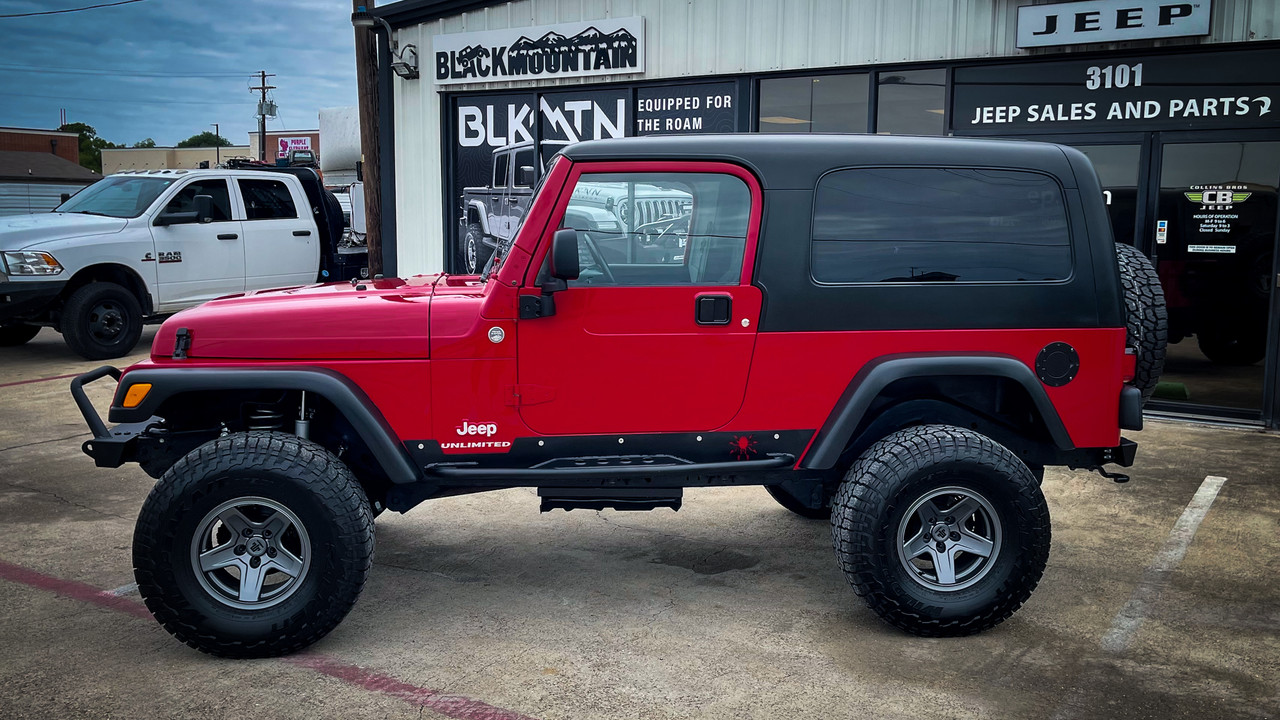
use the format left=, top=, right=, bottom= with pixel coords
left=190, top=496, right=312, bottom=610
left=895, top=486, right=1002, bottom=591
left=463, top=222, right=485, bottom=273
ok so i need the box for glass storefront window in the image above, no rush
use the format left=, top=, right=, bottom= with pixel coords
left=876, top=69, right=946, bottom=136
left=1070, top=144, right=1141, bottom=246
left=758, top=74, right=869, bottom=133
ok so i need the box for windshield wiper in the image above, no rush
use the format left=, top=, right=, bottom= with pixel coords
left=70, top=210, right=111, bottom=217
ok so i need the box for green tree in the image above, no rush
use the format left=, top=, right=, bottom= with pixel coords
left=176, top=131, right=232, bottom=148
left=57, top=122, right=120, bottom=173
left=132, top=138, right=156, bottom=148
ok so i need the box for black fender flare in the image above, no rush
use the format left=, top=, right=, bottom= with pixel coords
left=107, top=367, right=421, bottom=484
left=799, top=354, right=1074, bottom=470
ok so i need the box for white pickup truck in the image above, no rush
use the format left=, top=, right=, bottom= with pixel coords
left=0, top=167, right=364, bottom=359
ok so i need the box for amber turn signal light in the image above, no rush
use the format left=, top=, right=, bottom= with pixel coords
left=121, top=383, right=152, bottom=408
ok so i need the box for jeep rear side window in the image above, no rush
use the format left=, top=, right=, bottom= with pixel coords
left=164, top=180, right=232, bottom=222
left=493, top=153, right=509, bottom=188
left=238, top=179, right=298, bottom=220
left=811, top=168, right=1071, bottom=284
left=558, top=172, right=750, bottom=287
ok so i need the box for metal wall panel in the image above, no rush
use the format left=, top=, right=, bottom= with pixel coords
left=391, top=0, right=1277, bottom=274
left=0, top=183, right=87, bottom=217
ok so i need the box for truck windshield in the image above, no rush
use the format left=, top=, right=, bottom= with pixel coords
left=55, top=176, right=177, bottom=218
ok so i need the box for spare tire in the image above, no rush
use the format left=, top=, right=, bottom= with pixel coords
left=1115, top=243, right=1168, bottom=404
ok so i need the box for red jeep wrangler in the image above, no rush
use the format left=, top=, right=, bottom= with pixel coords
left=73, top=135, right=1166, bottom=657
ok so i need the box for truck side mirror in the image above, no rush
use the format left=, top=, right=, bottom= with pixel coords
left=194, top=194, right=214, bottom=224
left=60, top=192, right=71, bottom=203
left=549, top=228, right=580, bottom=282
left=516, top=165, right=536, bottom=188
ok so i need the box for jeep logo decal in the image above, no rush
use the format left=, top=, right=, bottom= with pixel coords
left=456, top=420, right=498, bottom=437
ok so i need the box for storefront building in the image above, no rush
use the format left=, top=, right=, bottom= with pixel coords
left=368, top=0, right=1280, bottom=427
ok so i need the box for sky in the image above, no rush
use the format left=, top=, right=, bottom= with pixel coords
left=0, top=0, right=360, bottom=147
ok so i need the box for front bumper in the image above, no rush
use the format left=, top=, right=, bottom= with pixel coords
left=71, top=366, right=148, bottom=468
left=0, top=279, right=66, bottom=323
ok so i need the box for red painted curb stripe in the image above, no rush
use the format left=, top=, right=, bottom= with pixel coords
left=286, top=655, right=541, bottom=720
left=0, top=372, right=81, bottom=389
left=0, top=559, right=151, bottom=620
left=0, top=558, right=541, bottom=720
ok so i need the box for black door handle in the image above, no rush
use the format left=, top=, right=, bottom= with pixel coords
left=506, top=198, right=520, bottom=205
left=293, top=230, right=311, bottom=236
left=696, top=295, right=732, bottom=325
left=217, top=233, right=238, bottom=240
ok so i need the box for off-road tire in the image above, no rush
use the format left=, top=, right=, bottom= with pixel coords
left=765, top=484, right=830, bottom=519
left=133, top=432, right=374, bottom=658
left=61, top=281, right=143, bottom=360
left=830, top=425, right=1050, bottom=637
left=1197, top=327, right=1266, bottom=366
left=1115, top=243, right=1168, bottom=403
left=461, top=222, right=489, bottom=274
left=0, top=323, right=40, bottom=346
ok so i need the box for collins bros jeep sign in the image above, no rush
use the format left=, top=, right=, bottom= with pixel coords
left=434, top=18, right=645, bottom=85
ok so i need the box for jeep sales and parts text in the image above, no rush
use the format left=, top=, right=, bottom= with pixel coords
left=969, top=63, right=1272, bottom=126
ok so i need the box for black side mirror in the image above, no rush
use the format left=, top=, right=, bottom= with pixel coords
left=516, top=165, right=536, bottom=187
left=60, top=193, right=71, bottom=203
left=194, top=194, right=214, bottom=223
left=549, top=228, right=579, bottom=282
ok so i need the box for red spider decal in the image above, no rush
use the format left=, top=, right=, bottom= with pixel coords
left=729, top=434, right=758, bottom=460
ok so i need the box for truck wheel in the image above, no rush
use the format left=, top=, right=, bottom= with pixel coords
left=764, top=484, right=829, bottom=519
left=61, top=282, right=143, bottom=360
left=1115, top=243, right=1168, bottom=404
left=133, top=432, right=374, bottom=658
left=830, top=425, right=1050, bottom=637
left=1197, top=327, right=1266, bottom=366
left=461, top=222, right=488, bottom=274
left=0, top=323, right=40, bottom=346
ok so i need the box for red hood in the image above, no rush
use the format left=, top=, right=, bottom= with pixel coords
left=152, top=276, right=442, bottom=360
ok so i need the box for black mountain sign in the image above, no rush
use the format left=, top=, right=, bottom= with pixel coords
left=437, top=25, right=640, bottom=82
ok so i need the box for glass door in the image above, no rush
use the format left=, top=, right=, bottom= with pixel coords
left=1151, top=139, right=1280, bottom=416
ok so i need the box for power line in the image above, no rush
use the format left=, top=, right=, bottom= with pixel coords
left=0, top=90, right=256, bottom=106
left=0, top=62, right=255, bottom=78
left=0, top=0, right=145, bottom=18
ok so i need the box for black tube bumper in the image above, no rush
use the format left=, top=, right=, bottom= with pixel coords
left=0, top=279, right=66, bottom=323
left=71, top=365, right=147, bottom=468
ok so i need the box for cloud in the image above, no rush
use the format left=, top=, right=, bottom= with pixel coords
left=0, top=0, right=358, bottom=146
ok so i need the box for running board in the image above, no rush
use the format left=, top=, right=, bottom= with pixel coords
left=539, top=487, right=682, bottom=512
left=425, top=453, right=795, bottom=480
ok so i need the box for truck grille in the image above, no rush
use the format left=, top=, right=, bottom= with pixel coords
left=632, top=199, right=690, bottom=228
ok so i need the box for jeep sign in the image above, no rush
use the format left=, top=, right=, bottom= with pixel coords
left=434, top=17, right=644, bottom=86
left=1016, top=0, right=1211, bottom=48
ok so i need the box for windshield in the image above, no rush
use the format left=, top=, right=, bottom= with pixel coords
left=479, top=154, right=564, bottom=282
left=55, top=176, right=177, bottom=218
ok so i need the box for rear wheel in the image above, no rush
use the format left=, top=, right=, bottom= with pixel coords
left=831, top=425, right=1050, bottom=637
left=1197, top=327, right=1266, bottom=366
left=133, top=432, right=374, bottom=657
left=460, top=222, right=490, bottom=274
left=61, top=281, right=143, bottom=360
left=0, top=323, right=40, bottom=346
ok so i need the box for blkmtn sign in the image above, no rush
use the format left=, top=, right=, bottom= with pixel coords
left=434, top=18, right=645, bottom=85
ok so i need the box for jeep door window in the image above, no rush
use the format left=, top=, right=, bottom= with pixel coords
left=556, top=172, right=749, bottom=287
left=56, top=176, right=175, bottom=218
left=237, top=179, right=298, bottom=220
left=512, top=148, right=535, bottom=187
left=163, top=180, right=233, bottom=222
left=492, top=153, right=509, bottom=188
left=811, top=168, right=1071, bottom=283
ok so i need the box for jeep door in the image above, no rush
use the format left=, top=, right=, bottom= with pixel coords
left=238, top=177, right=319, bottom=291
left=516, top=162, right=762, bottom=435
left=152, top=178, right=245, bottom=308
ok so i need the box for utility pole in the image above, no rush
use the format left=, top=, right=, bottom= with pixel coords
left=249, top=71, right=276, bottom=162
left=211, top=123, right=220, bottom=166
left=353, top=0, right=382, bottom=277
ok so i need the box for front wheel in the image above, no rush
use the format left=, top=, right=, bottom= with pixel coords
left=133, top=432, right=374, bottom=657
left=61, top=281, right=143, bottom=360
left=831, top=425, right=1050, bottom=637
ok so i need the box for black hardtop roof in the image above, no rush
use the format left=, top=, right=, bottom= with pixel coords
left=562, top=134, right=1081, bottom=190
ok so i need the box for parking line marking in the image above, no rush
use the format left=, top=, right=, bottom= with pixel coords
left=0, top=372, right=81, bottom=389
left=0, top=558, right=542, bottom=720
left=1100, top=475, right=1226, bottom=654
